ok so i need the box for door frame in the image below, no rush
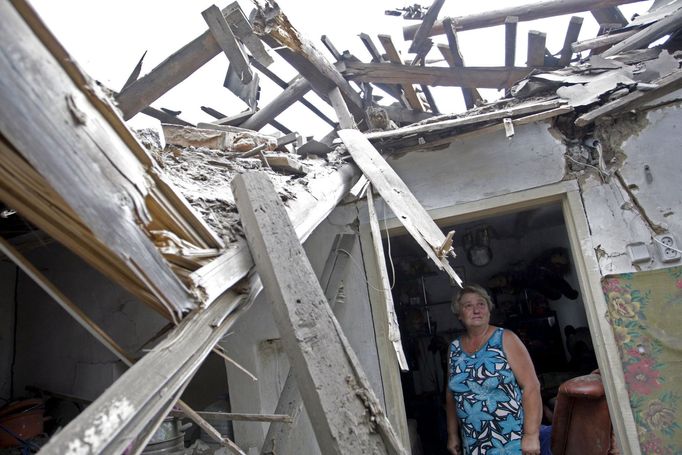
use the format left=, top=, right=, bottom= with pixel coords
left=359, top=179, right=640, bottom=454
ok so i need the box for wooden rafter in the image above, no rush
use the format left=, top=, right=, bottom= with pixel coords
left=402, top=0, right=647, bottom=38
left=339, top=61, right=535, bottom=89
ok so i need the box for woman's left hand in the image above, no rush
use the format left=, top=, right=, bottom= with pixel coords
left=521, top=433, right=541, bottom=455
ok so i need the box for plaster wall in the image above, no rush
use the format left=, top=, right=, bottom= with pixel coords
left=379, top=121, right=566, bottom=216
left=221, top=204, right=384, bottom=454
left=581, top=101, right=682, bottom=275
left=0, top=243, right=227, bottom=409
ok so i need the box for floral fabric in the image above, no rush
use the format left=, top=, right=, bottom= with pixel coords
left=602, top=266, right=682, bottom=454
left=448, top=328, right=523, bottom=454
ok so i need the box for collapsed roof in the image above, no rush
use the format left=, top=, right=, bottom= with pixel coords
left=1, top=0, right=681, bottom=453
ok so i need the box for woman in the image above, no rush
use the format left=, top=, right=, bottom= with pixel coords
left=446, top=284, right=542, bottom=455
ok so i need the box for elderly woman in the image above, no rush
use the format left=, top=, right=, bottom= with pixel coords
left=446, top=284, right=542, bottom=455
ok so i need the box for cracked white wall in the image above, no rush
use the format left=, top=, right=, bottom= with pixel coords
left=580, top=100, right=682, bottom=275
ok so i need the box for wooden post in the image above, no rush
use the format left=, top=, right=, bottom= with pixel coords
left=261, top=234, right=357, bottom=455
left=329, top=87, right=356, bottom=129
left=232, top=172, right=406, bottom=455
left=527, top=30, right=547, bottom=67
left=505, top=16, right=519, bottom=67
left=441, top=18, right=483, bottom=109
left=559, top=16, right=584, bottom=66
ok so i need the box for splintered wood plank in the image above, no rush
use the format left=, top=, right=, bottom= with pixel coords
left=1, top=1, right=195, bottom=314
left=366, top=186, right=409, bottom=371
left=505, top=16, right=519, bottom=67
left=377, top=34, right=424, bottom=111
left=38, top=289, right=246, bottom=455
left=232, top=172, right=406, bottom=455
left=222, top=1, right=273, bottom=67
left=340, top=61, right=534, bottom=89
left=402, top=0, right=646, bottom=38
left=441, top=19, right=483, bottom=109
left=571, top=28, right=638, bottom=52
left=338, top=129, right=462, bottom=286
left=203, top=4, right=253, bottom=84
left=559, top=16, right=584, bottom=66
left=527, top=30, right=547, bottom=67
left=253, top=4, right=366, bottom=122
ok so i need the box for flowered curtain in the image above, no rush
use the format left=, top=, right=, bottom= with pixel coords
left=602, top=266, right=682, bottom=454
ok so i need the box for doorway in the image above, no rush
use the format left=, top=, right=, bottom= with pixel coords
left=385, top=202, right=597, bottom=454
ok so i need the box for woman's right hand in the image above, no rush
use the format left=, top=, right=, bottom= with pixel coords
left=447, top=434, right=461, bottom=455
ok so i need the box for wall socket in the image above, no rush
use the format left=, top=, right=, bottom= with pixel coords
left=654, top=234, right=681, bottom=263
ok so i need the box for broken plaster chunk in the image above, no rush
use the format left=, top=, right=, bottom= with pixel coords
left=161, top=124, right=277, bottom=153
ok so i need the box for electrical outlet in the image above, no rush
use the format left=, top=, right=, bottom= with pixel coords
left=654, top=234, right=681, bottom=263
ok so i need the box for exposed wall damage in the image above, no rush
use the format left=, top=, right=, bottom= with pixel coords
left=1, top=0, right=682, bottom=453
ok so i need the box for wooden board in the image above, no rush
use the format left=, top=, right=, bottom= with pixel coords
left=339, top=61, right=535, bottom=89
left=559, top=16, right=584, bottom=66
left=232, top=172, right=405, bottom=455
left=0, top=2, right=195, bottom=314
left=338, top=129, right=462, bottom=287
left=402, top=0, right=646, bottom=38
left=203, top=4, right=253, bottom=84
left=377, top=35, right=424, bottom=111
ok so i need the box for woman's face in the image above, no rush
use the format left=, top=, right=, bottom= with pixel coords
left=459, top=292, right=490, bottom=329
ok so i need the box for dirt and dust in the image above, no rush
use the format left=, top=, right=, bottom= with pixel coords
left=135, top=128, right=344, bottom=245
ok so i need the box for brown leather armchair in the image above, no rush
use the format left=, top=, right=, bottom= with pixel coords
left=551, top=371, right=619, bottom=455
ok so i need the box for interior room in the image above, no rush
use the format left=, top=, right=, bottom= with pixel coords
left=386, top=203, right=598, bottom=454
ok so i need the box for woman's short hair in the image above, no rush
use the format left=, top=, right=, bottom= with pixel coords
left=451, top=284, right=494, bottom=316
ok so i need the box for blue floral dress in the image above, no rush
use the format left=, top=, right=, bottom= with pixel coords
left=448, top=327, right=524, bottom=454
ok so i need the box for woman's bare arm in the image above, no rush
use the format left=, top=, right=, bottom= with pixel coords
left=504, top=330, right=542, bottom=455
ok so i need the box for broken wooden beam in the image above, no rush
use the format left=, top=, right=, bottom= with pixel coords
left=252, top=4, right=366, bottom=123
left=559, top=16, right=584, bottom=66
left=1, top=1, right=200, bottom=315
left=527, top=30, right=547, bottom=67
left=250, top=58, right=337, bottom=127
left=602, top=7, right=682, bottom=57
left=232, top=172, right=406, bottom=455
left=337, top=129, right=462, bottom=287
left=240, top=76, right=312, bottom=130
left=340, top=61, right=535, bottom=89
left=221, top=1, right=273, bottom=67
left=441, top=19, right=483, bottom=109
left=321, top=34, right=343, bottom=61
left=261, top=234, right=357, bottom=455
left=377, top=35, right=424, bottom=111
left=329, top=86, right=355, bottom=129
left=408, top=0, right=446, bottom=53
left=116, top=5, right=233, bottom=119
left=571, top=28, right=638, bottom=53
left=402, top=0, right=646, bottom=38
left=359, top=32, right=384, bottom=62
left=203, top=4, right=253, bottom=84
